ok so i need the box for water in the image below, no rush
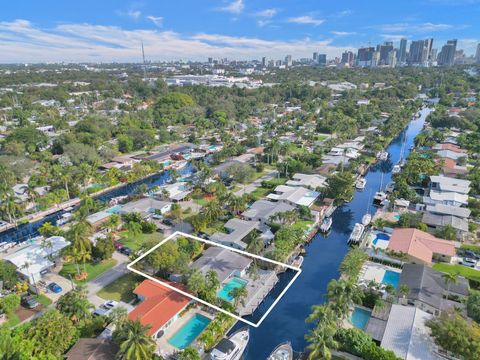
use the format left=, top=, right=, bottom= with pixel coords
left=0, top=163, right=194, bottom=244
left=168, top=313, right=211, bottom=349
left=382, top=270, right=401, bottom=289
left=236, top=107, right=432, bottom=359
left=350, top=307, right=372, bottom=330
left=218, top=277, right=249, bottom=302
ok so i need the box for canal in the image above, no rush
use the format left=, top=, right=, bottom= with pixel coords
left=238, top=107, right=432, bottom=359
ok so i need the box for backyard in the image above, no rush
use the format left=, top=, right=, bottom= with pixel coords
left=433, top=263, right=480, bottom=283
left=97, top=272, right=141, bottom=303
left=118, top=230, right=161, bottom=250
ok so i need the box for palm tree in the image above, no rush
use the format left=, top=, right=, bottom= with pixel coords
left=203, top=200, right=223, bottom=223
left=115, top=319, right=156, bottom=360
left=442, top=272, right=458, bottom=311
left=78, top=248, right=92, bottom=275
left=229, top=285, right=248, bottom=309
left=398, top=284, right=410, bottom=299
left=247, top=233, right=264, bottom=255
left=228, top=195, right=247, bottom=215
left=305, top=305, right=338, bottom=360
left=326, top=279, right=363, bottom=319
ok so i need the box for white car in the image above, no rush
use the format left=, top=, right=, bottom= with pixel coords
left=460, top=258, right=477, bottom=268
left=102, top=300, right=119, bottom=310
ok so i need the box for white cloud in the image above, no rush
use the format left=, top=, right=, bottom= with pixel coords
left=255, top=8, right=277, bottom=18
left=218, top=0, right=244, bottom=14
left=331, top=31, right=357, bottom=36
left=0, top=19, right=354, bottom=63
left=126, top=10, right=142, bottom=20
left=336, top=10, right=353, bottom=17
left=256, top=20, right=271, bottom=28
left=146, top=16, right=163, bottom=27
left=287, top=16, right=324, bottom=26
left=375, top=22, right=453, bottom=33
left=381, top=34, right=408, bottom=41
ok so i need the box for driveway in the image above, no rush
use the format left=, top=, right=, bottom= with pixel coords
left=86, top=252, right=130, bottom=297
left=41, top=272, right=75, bottom=302
left=234, top=170, right=279, bottom=196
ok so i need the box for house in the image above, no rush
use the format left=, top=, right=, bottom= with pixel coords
left=421, top=212, right=469, bottom=236
left=429, top=175, right=470, bottom=195
left=398, top=264, right=469, bottom=315
left=387, top=228, right=455, bottom=265
left=86, top=210, right=113, bottom=229
left=128, top=280, right=190, bottom=338
left=286, top=173, right=327, bottom=190
left=380, top=304, right=438, bottom=360
left=192, top=247, right=252, bottom=283
left=432, top=143, right=467, bottom=154
left=439, top=158, right=468, bottom=178
left=120, top=198, right=172, bottom=217
left=155, top=182, right=192, bottom=202
left=435, top=149, right=467, bottom=161
left=210, top=218, right=273, bottom=250
left=65, top=338, right=118, bottom=360
left=266, top=185, right=320, bottom=208
left=425, top=203, right=470, bottom=219
left=5, top=236, right=70, bottom=284
left=423, top=190, right=468, bottom=207
left=241, top=200, right=295, bottom=224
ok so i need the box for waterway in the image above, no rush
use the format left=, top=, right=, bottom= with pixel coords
left=236, top=107, right=433, bottom=359
left=0, top=163, right=194, bottom=244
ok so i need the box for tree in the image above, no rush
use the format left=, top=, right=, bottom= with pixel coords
left=203, top=200, right=224, bottom=224
left=0, top=260, right=19, bottom=289
left=93, top=234, right=115, bottom=260
left=186, top=269, right=206, bottom=296
left=398, top=284, right=410, bottom=298
left=0, top=293, right=20, bottom=314
left=246, top=233, right=263, bottom=254
left=326, top=279, right=363, bottom=319
left=56, top=284, right=94, bottom=323
left=108, top=306, right=129, bottom=328
left=441, top=272, right=458, bottom=306
left=177, top=346, right=201, bottom=360
left=27, top=309, right=77, bottom=358
left=226, top=163, right=255, bottom=193
left=38, top=221, right=63, bottom=237
left=467, top=290, right=480, bottom=323
left=324, top=172, right=355, bottom=204
left=113, top=319, right=156, bottom=360
left=305, top=305, right=338, bottom=360
left=436, top=224, right=458, bottom=241
left=229, top=285, right=248, bottom=309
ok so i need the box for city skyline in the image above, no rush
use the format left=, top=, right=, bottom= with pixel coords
left=0, top=0, right=480, bottom=63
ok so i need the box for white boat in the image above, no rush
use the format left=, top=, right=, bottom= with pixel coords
left=211, top=328, right=249, bottom=360
left=324, top=206, right=336, bottom=218
left=376, top=151, right=388, bottom=161
left=319, top=217, right=333, bottom=232
left=361, top=213, right=372, bottom=226
left=348, top=223, right=365, bottom=244
left=373, top=191, right=388, bottom=207
left=267, top=341, right=294, bottom=360
left=355, top=177, right=366, bottom=190
left=56, top=212, right=73, bottom=226
left=392, top=164, right=401, bottom=174
left=290, top=255, right=304, bottom=268
left=385, top=182, right=395, bottom=193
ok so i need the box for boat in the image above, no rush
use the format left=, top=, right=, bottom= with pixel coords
left=355, top=177, right=366, bottom=190
left=373, top=191, right=388, bottom=207
left=361, top=213, right=372, bottom=226
left=392, top=164, right=401, bottom=174
left=56, top=212, right=72, bottom=226
left=267, top=341, right=294, bottom=360
left=290, top=255, right=304, bottom=268
left=348, top=223, right=365, bottom=244
left=319, top=217, right=333, bottom=233
left=211, top=328, right=249, bottom=360
left=385, top=182, right=395, bottom=193
left=376, top=151, right=388, bottom=161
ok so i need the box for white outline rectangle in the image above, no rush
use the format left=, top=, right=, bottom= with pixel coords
left=127, top=231, right=302, bottom=327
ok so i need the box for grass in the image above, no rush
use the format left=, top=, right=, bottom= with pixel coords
left=35, top=294, right=52, bottom=306
left=250, top=187, right=272, bottom=200
left=203, top=221, right=226, bottom=236
left=292, top=220, right=314, bottom=232
left=460, top=244, right=480, bottom=255
left=118, top=230, right=161, bottom=251
left=6, top=314, right=20, bottom=328
left=60, top=258, right=118, bottom=284
left=432, top=263, right=480, bottom=282
left=192, top=196, right=211, bottom=207
left=97, top=273, right=141, bottom=303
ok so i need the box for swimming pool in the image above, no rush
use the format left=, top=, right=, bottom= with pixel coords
left=218, top=277, right=248, bottom=301
left=372, top=232, right=391, bottom=246
left=351, top=307, right=371, bottom=330
left=393, top=214, right=401, bottom=220
left=382, top=270, right=400, bottom=289
left=168, top=314, right=211, bottom=349
left=106, top=205, right=122, bottom=214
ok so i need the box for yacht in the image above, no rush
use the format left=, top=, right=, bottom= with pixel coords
left=348, top=223, right=365, bottom=244
left=319, top=217, right=333, bottom=233
left=355, top=177, right=367, bottom=190
left=376, top=151, right=388, bottom=161
left=267, top=342, right=294, bottom=360
left=56, top=212, right=73, bottom=226
left=361, top=213, right=372, bottom=226
left=211, top=328, right=249, bottom=360
left=392, top=164, right=401, bottom=174
left=290, top=255, right=304, bottom=268
left=373, top=191, right=388, bottom=207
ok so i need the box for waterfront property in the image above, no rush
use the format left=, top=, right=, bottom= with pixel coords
left=241, top=200, right=296, bottom=225
left=266, top=185, right=320, bottom=208
left=368, top=230, right=391, bottom=250
left=167, top=313, right=211, bottom=350
left=285, top=173, right=327, bottom=190
left=386, top=228, right=455, bottom=265
left=119, top=198, right=172, bottom=217
left=210, top=218, right=274, bottom=251
left=358, top=262, right=401, bottom=290
left=350, top=306, right=372, bottom=330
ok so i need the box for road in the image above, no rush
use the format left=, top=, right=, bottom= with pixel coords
left=234, top=170, right=279, bottom=197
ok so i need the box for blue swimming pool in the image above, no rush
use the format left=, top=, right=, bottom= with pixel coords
left=168, top=314, right=211, bottom=349
left=393, top=214, right=401, bottom=220
left=218, top=277, right=248, bottom=301
left=382, top=270, right=401, bottom=289
left=372, top=232, right=391, bottom=246
left=351, top=307, right=371, bottom=330
left=106, top=205, right=122, bottom=214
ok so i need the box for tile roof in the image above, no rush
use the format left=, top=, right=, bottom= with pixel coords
left=129, top=280, right=190, bottom=336
left=387, top=228, right=455, bottom=265
left=65, top=339, right=118, bottom=360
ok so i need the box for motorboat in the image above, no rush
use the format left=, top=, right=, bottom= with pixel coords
left=385, top=182, right=395, bottom=193
left=56, top=212, right=73, bottom=226
left=361, top=213, right=372, bottom=226
left=211, top=328, right=249, bottom=360
left=348, top=223, right=365, bottom=244
left=319, top=217, right=333, bottom=233
left=290, top=255, right=304, bottom=268
left=392, top=164, right=401, bottom=174
left=373, top=191, right=388, bottom=207
left=376, top=151, right=388, bottom=161
left=267, top=341, right=294, bottom=360
left=355, top=177, right=367, bottom=190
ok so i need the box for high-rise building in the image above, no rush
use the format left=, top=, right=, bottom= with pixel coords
left=261, top=57, right=267, bottom=67
left=357, top=47, right=375, bottom=67
left=341, top=51, right=354, bottom=65
left=313, top=52, right=318, bottom=62
left=284, top=55, right=292, bottom=67
left=398, top=38, right=407, bottom=63
left=377, top=42, right=394, bottom=65
left=208, top=57, right=213, bottom=64
left=476, top=43, right=480, bottom=63
left=408, top=39, right=433, bottom=65
left=437, top=39, right=457, bottom=66
left=387, top=49, right=397, bottom=68
left=317, top=54, right=327, bottom=66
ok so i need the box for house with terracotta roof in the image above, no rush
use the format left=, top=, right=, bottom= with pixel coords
left=128, top=280, right=190, bottom=338
left=387, top=228, right=455, bottom=265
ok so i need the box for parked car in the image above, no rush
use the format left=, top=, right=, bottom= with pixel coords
left=463, top=250, right=480, bottom=260
left=21, top=295, right=39, bottom=309
left=460, top=257, right=477, bottom=268
left=47, top=282, right=62, bottom=293
left=120, top=246, right=132, bottom=256
left=92, top=307, right=110, bottom=317
left=102, top=300, right=118, bottom=310
left=162, top=218, right=174, bottom=226
left=113, top=241, right=124, bottom=250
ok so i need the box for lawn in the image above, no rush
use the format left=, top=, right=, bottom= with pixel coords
left=292, top=220, right=314, bottom=232
left=60, top=258, right=118, bottom=284
left=250, top=187, right=272, bottom=200
left=6, top=314, right=20, bottom=328
left=192, top=196, right=211, bottom=207
left=118, top=230, right=162, bottom=251
left=203, top=220, right=226, bottom=236
left=97, top=273, right=141, bottom=303
left=432, top=263, right=480, bottom=282
left=35, top=294, right=52, bottom=306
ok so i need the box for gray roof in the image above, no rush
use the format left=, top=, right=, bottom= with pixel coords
left=426, top=190, right=468, bottom=205
left=381, top=304, right=438, bottom=360
left=425, top=203, right=470, bottom=219
left=421, top=213, right=469, bottom=232
left=210, top=218, right=259, bottom=249
left=241, top=200, right=295, bottom=222
left=399, top=264, right=469, bottom=311
left=436, top=149, right=467, bottom=160
left=286, top=173, right=327, bottom=189
left=191, top=247, right=252, bottom=283
left=429, top=175, right=470, bottom=194
left=120, top=198, right=171, bottom=215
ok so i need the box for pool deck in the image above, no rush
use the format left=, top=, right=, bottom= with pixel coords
left=156, top=308, right=213, bottom=359
left=358, top=261, right=401, bottom=285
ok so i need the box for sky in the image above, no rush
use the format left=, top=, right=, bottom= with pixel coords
left=0, top=0, right=479, bottom=63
